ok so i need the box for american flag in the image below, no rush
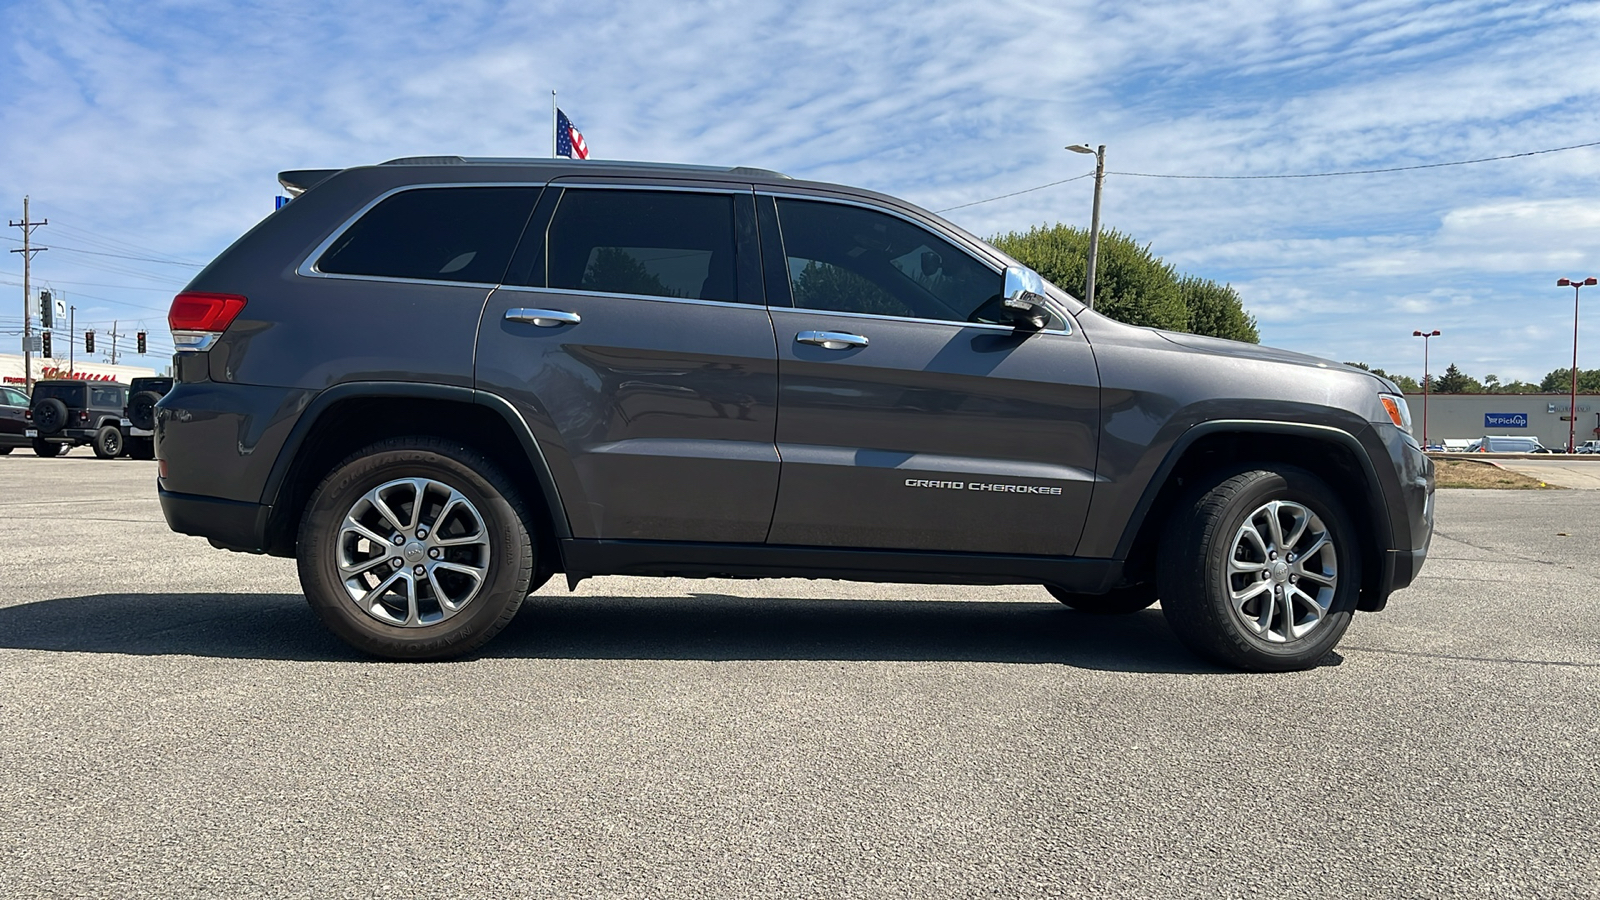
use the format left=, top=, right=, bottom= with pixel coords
left=556, top=108, right=590, bottom=160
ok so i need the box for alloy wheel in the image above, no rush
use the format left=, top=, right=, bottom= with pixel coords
left=1225, top=500, right=1338, bottom=643
left=337, top=477, right=492, bottom=627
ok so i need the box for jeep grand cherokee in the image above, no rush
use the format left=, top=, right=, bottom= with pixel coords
left=156, top=157, right=1434, bottom=670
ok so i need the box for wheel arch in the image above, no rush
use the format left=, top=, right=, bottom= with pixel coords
left=1116, top=421, right=1392, bottom=612
left=258, top=383, right=570, bottom=573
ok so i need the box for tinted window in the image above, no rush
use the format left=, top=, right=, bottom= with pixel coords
left=1, top=388, right=26, bottom=406
left=33, top=383, right=86, bottom=405
left=546, top=190, right=738, bottom=302
left=91, top=385, right=125, bottom=407
left=774, top=199, right=1003, bottom=323
left=317, top=187, right=541, bottom=285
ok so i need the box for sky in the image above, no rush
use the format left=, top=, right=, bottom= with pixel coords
left=2, top=0, right=1599, bottom=383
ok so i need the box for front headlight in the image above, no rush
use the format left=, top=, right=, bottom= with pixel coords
left=1379, top=393, right=1413, bottom=435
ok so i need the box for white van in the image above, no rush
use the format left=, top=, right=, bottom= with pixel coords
left=1467, top=436, right=1548, bottom=453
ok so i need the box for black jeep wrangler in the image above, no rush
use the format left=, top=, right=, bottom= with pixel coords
left=27, top=380, right=128, bottom=458
left=122, top=376, right=174, bottom=461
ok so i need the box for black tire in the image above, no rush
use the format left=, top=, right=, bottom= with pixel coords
left=128, top=391, right=161, bottom=431
left=297, top=436, right=537, bottom=660
left=33, top=398, right=68, bottom=435
left=92, top=425, right=123, bottom=459
left=1046, top=582, right=1158, bottom=614
left=0, top=446, right=11, bottom=455
left=32, top=438, right=65, bottom=457
left=127, top=436, right=155, bottom=460
left=1158, top=467, right=1360, bottom=672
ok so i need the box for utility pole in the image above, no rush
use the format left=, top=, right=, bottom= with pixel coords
left=1065, top=144, right=1106, bottom=309
left=110, top=320, right=120, bottom=366
left=69, top=305, right=75, bottom=375
left=9, top=196, right=48, bottom=393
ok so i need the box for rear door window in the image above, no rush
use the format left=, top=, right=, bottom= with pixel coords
left=544, top=189, right=741, bottom=303
left=316, top=187, right=542, bottom=285
left=91, top=386, right=124, bottom=407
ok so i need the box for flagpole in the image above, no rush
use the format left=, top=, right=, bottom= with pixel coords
left=552, top=90, right=557, bottom=158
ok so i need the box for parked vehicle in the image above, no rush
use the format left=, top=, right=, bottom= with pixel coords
left=122, top=376, right=174, bottom=461
left=1467, top=436, right=1547, bottom=453
left=155, top=157, right=1435, bottom=671
left=1576, top=440, right=1600, bottom=454
left=26, top=380, right=127, bottom=458
left=0, top=386, right=30, bottom=454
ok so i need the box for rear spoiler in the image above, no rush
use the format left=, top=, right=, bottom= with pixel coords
left=278, top=169, right=340, bottom=198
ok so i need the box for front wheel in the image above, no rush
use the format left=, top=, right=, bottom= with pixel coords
left=297, top=436, right=536, bottom=660
left=127, top=437, right=155, bottom=460
left=1158, top=467, right=1359, bottom=672
left=33, top=439, right=65, bottom=457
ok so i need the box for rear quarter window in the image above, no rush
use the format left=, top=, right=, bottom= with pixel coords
left=33, top=384, right=86, bottom=405
left=91, top=386, right=125, bottom=407
left=315, top=186, right=542, bottom=285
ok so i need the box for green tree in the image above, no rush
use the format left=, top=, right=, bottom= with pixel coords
left=1180, top=276, right=1260, bottom=343
left=791, top=260, right=909, bottom=318
left=1538, top=367, right=1600, bottom=393
left=1345, top=362, right=1421, bottom=392
left=990, top=224, right=1209, bottom=336
left=1433, top=363, right=1483, bottom=394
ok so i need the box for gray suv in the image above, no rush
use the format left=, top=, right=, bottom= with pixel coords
left=156, top=157, right=1434, bottom=670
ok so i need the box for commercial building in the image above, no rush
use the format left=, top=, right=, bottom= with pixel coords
left=0, top=352, right=157, bottom=388
left=1403, top=392, right=1600, bottom=449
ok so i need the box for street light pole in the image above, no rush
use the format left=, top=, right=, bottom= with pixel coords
left=1066, top=143, right=1105, bottom=310
left=1412, top=329, right=1440, bottom=447
left=1556, top=277, right=1595, bottom=453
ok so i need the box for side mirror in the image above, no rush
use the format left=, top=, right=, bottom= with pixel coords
left=1001, top=266, right=1051, bottom=331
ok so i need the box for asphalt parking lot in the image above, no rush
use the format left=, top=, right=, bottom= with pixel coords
left=1, top=451, right=1596, bottom=899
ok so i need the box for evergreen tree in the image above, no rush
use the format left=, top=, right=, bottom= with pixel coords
left=1433, top=363, right=1482, bottom=393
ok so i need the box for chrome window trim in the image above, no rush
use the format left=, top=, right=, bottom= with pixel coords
left=494, top=284, right=759, bottom=312
left=295, top=182, right=548, bottom=282
left=768, top=304, right=1070, bottom=336
left=547, top=181, right=756, bottom=196
left=757, top=190, right=1072, bottom=334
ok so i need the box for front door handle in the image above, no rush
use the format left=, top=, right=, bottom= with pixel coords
left=505, top=308, right=581, bottom=327
left=796, top=330, right=868, bottom=350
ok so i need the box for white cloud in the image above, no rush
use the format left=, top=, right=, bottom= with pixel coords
left=1, top=0, right=1597, bottom=380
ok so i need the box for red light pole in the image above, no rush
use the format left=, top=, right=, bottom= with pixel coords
left=1412, top=329, right=1440, bottom=447
left=1556, top=277, right=1595, bottom=453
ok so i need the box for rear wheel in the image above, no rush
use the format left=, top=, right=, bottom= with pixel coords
left=92, top=425, right=123, bottom=459
left=1046, top=583, right=1158, bottom=614
left=297, top=436, right=536, bottom=660
left=1158, top=466, right=1359, bottom=672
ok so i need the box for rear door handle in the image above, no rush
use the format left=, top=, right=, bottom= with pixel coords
left=796, top=330, right=868, bottom=350
left=505, top=308, right=581, bottom=327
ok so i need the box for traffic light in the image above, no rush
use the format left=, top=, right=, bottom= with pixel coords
left=40, top=290, right=53, bottom=329
left=41, top=331, right=51, bottom=357
left=137, top=331, right=147, bottom=354
left=85, top=331, right=95, bottom=354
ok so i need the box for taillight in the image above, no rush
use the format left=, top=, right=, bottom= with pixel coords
left=79, top=411, right=89, bottom=422
left=169, top=292, right=247, bottom=352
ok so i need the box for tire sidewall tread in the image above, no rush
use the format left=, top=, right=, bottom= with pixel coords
left=297, top=435, right=536, bottom=660
left=1158, top=466, right=1359, bottom=672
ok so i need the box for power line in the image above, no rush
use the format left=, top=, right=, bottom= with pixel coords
left=936, top=172, right=1094, bottom=213
left=0, top=234, right=202, bottom=267
left=1111, top=139, right=1600, bottom=180
left=936, top=138, right=1600, bottom=212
